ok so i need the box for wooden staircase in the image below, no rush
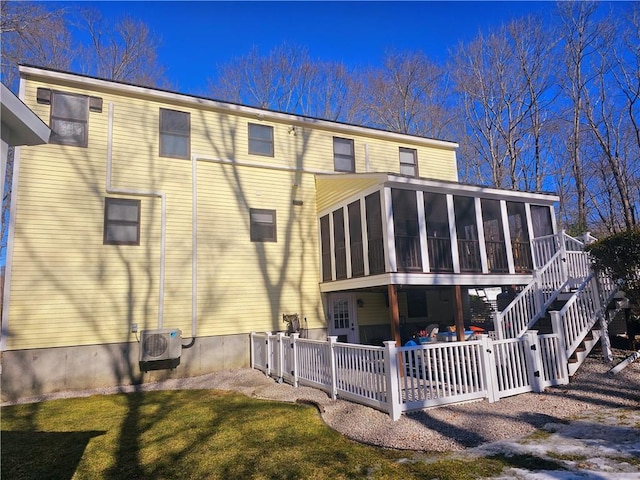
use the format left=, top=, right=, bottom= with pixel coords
left=494, top=231, right=620, bottom=377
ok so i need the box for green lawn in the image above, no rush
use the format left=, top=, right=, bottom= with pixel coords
left=1, top=389, right=515, bottom=479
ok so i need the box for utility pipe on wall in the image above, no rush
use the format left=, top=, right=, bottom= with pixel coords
left=106, top=103, right=167, bottom=330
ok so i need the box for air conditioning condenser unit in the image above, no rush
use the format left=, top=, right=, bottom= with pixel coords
left=140, top=328, right=182, bottom=362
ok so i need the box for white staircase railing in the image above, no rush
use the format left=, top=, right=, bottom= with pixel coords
left=495, top=231, right=604, bottom=341
left=493, top=251, right=569, bottom=339
left=551, top=270, right=620, bottom=371
left=531, top=231, right=587, bottom=269
left=557, top=273, right=601, bottom=355
left=498, top=230, right=621, bottom=376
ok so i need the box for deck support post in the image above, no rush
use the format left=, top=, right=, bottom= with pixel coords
left=453, top=285, right=465, bottom=341
left=388, top=284, right=401, bottom=346
left=594, top=275, right=614, bottom=363
left=600, top=310, right=613, bottom=363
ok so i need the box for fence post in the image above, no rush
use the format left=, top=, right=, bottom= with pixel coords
left=479, top=334, right=499, bottom=402
left=523, top=331, right=545, bottom=392
left=291, top=333, right=300, bottom=387
left=328, top=336, right=338, bottom=400
left=265, top=331, right=272, bottom=377
left=276, top=332, right=286, bottom=381
left=549, top=312, right=569, bottom=382
left=250, top=331, right=256, bottom=369
left=492, top=311, right=504, bottom=340
left=383, top=340, right=401, bottom=420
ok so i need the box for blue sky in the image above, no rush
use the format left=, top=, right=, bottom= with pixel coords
left=63, top=1, right=561, bottom=95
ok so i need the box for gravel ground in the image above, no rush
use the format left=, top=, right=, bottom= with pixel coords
left=2, top=352, right=639, bottom=453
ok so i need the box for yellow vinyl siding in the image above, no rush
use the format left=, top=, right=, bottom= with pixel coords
left=194, top=162, right=322, bottom=335
left=355, top=293, right=389, bottom=327
left=418, top=147, right=458, bottom=181
left=7, top=72, right=459, bottom=350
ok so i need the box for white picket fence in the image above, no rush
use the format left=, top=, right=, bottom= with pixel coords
left=250, top=331, right=568, bottom=420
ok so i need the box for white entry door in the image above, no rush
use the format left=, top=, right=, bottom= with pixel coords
left=328, top=293, right=358, bottom=343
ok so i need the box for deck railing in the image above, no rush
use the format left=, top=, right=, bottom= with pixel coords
left=350, top=241, right=365, bottom=277
left=498, top=230, right=620, bottom=375
left=335, top=246, right=347, bottom=279
left=395, top=235, right=422, bottom=271
left=250, top=331, right=568, bottom=420
left=531, top=230, right=586, bottom=269
left=368, top=237, right=385, bottom=274
left=485, top=240, right=509, bottom=273
left=427, top=236, right=453, bottom=272
left=458, top=239, right=482, bottom=272
left=512, top=240, right=533, bottom=272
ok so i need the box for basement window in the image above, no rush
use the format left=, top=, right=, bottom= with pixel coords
left=104, top=198, right=141, bottom=245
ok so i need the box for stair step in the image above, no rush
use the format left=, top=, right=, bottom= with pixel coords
left=557, top=291, right=575, bottom=301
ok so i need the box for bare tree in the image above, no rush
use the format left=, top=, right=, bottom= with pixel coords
left=584, top=6, right=640, bottom=231
left=301, top=61, right=362, bottom=123
left=0, top=3, right=167, bottom=261
left=508, top=17, right=558, bottom=192
left=0, top=1, right=74, bottom=88
left=76, top=9, right=165, bottom=87
left=211, top=43, right=314, bottom=113
left=210, top=43, right=365, bottom=123
left=556, top=1, right=602, bottom=232
left=359, top=50, right=450, bottom=138
left=451, top=30, right=529, bottom=189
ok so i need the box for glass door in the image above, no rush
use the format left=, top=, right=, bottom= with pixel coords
left=328, top=294, right=358, bottom=343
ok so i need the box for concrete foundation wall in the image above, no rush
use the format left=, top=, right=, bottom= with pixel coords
left=0, top=335, right=242, bottom=401
left=1, top=328, right=325, bottom=401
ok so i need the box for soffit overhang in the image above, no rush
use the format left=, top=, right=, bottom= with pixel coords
left=316, top=172, right=559, bottom=215
left=1, top=83, right=50, bottom=146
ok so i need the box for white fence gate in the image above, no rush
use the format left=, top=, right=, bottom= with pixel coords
left=250, top=330, right=568, bottom=420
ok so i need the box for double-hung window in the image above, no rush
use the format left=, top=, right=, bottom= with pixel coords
left=333, top=137, right=355, bottom=172
left=399, top=147, right=418, bottom=176
left=248, top=123, right=274, bottom=156
left=160, top=108, right=190, bottom=158
left=49, top=91, right=89, bottom=147
left=250, top=208, right=277, bottom=242
left=104, top=198, right=141, bottom=245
